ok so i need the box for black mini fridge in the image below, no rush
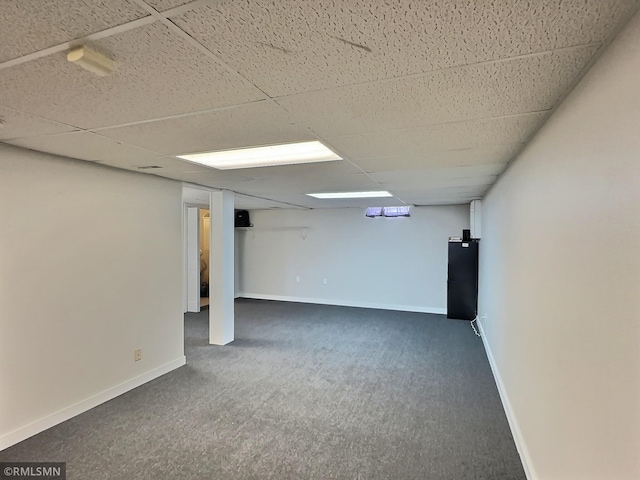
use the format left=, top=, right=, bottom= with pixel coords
left=447, top=240, right=478, bottom=320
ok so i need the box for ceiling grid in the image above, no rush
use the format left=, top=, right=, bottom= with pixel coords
left=0, top=0, right=638, bottom=208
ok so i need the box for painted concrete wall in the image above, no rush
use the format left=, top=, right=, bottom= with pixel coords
left=478, top=12, right=640, bottom=480
left=238, top=205, right=469, bottom=313
left=0, top=145, right=185, bottom=449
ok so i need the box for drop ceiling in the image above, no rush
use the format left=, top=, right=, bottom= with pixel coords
left=1, top=0, right=638, bottom=209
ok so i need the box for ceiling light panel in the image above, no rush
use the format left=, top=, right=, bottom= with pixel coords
left=177, top=141, right=342, bottom=170
left=307, top=191, right=393, bottom=199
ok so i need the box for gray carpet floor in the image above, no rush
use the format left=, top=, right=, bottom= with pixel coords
left=0, top=299, right=526, bottom=479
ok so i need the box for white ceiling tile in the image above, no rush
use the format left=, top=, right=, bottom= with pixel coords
left=144, top=0, right=192, bottom=12
left=412, top=200, right=473, bottom=206
left=99, top=159, right=252, bottom=187
left=407, top=185, right=493, bottom=196
left=97, top=101, right=314, bottom=154
left=325, top=113, right=547, bottom=161
left=0, top=106, right=77, bottom=140
left=225, top=173, right=381, bottom=196
left=234, top=193, right=307, bottom=210
left=6, top=131, right=164, bottom=163
left=397, top=185, right=492, bottom=206
left=0, top=0, right=148, bottom=63
left=371, top=171, right=499, bottom=190
left=171, top=170, right=258, bottom=183
left=101, top=155, right=218, bottom=175
left=171, top=0, right=637, bottom=96
left=377, top=165, right=508, bottom=182
left=369, top=167, right=504, bottom=202
left=348, top=145, right=521, bottom=173
left=2, top=1, right=636, bottom=207
left=302, top=197, right=405, bottom=209
left=186, top=179, right=255, bottom=191
left=172, top=159, right=368, bottom=196
left=243, top=159, right=363, bottom=179
left=277, top=46, right=598, bottom=137
left=0, top=22, right=264, bottom=129
left=236, top=193, right=403, bottom=210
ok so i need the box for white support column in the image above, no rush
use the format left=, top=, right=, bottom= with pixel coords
left=209, top=190, right=235, bottom=345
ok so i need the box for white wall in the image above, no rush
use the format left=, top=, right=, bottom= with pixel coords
left=238, top=206, right=468, bottom=313
left=478, top=12, right=640, bottom=480
left=0, top=145, right=185, bottom=449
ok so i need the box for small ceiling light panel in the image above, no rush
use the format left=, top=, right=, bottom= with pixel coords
left=67, top=46, right=115, bottom=77
left=177, top=141, right=342, bottom=170
left=307, top=191, right=393, bottom=199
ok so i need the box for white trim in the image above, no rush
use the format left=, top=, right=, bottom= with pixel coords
left=477, top=320, right=535, bottom=480
left=0, top=356, right=186, bottom=451
left=238, top=293, right=446, bottom=315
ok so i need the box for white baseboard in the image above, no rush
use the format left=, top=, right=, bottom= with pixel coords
left=0, top=356, right=186, bottom=451
left=238, top=293, right=446, bottom=315
left=477, top=320, right=535, bottom=480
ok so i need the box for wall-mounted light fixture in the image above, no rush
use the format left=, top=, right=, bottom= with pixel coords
left=67, top=46, right=115, bottom=77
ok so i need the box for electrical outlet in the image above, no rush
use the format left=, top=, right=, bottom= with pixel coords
left=296, top=276, right=300, bottom=283
left=134, top=349, right=142, bottom=362
left=323, top=278, right=328, bottom=285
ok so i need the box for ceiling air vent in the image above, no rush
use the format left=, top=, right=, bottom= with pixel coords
left=137, top=165, right=162, bottom=170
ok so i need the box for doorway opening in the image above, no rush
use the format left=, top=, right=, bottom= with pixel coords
left=199, top=209, right=210, bottom=309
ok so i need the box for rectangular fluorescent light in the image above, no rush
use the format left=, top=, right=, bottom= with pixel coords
left=177, top=140, right=342, bottom=170
left=307, top=191, right=393, bottom=199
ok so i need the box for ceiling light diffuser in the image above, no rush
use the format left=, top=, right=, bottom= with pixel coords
left=67, top=46, right=115, bottom=77
left=307, top=191, right=393, bottom=199
left=177, top=141, right=342, bottom=170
